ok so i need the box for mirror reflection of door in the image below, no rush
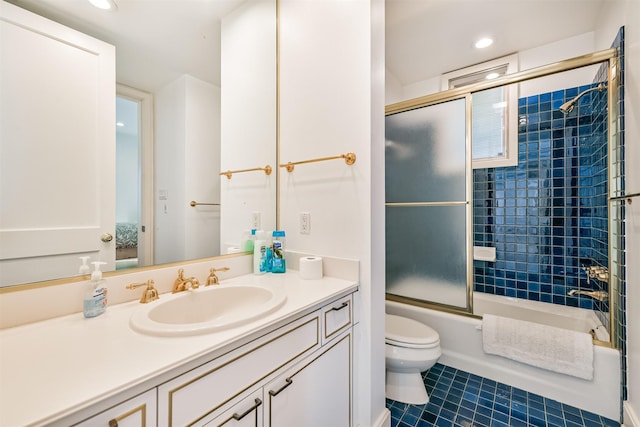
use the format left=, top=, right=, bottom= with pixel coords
left=115, top=85, right=154, bottom=270
left=115, top=96, right=141, bottom=270
left=0, top=3, right=116, bottom=285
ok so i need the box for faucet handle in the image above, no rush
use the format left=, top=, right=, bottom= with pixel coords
left=206, top=267, right=230, bottom=286
left=126, top=279, right=159, bottom=304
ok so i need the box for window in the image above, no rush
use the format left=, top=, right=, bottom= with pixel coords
left=442, top=54, right=519, bottom=168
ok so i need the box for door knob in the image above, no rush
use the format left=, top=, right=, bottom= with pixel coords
left=101, top=233, right=113, bottom=242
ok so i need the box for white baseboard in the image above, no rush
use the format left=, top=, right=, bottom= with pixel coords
left=625, top=401, right=640, bottom=427
left=370, top=408, right=391, bottom=427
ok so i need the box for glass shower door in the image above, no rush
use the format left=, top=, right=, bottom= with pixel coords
left=385, top=97, right=470, bottom=310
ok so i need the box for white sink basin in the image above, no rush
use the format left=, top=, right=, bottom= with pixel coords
left=129, top=285, right=287, bottom=337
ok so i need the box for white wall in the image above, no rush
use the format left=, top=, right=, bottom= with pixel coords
left=184, top=77, right=221, bottom=260
left=279, top=0, right=387, bottom=425
left=220, top=0, right=277, bottom=251
left=594, top=1, right=640, bottom=425
left=155, top=75, right=221, bottom=264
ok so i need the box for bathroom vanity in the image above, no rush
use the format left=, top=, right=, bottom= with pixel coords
left=0, top=272, right=358, bottom=426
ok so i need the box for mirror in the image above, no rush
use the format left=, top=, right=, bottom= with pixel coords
left=0, top=0, right=277, bottom=287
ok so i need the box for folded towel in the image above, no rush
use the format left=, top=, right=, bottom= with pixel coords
left=482, top=314, right=594, bottom=380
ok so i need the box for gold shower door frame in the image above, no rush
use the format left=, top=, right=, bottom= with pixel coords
left=385, top=47, right=621, bottom=347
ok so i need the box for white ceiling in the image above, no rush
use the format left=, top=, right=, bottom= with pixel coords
left=386, top=0, right=607, bottom=86
left=7, top=0, right=243, bottom=92
left=8, top=0, right=607, bottom=92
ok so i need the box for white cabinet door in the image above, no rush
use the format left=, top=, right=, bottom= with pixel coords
left=266, top=333, right=351, bottom=427
left=73, top=389, right=157, bottom=427
left=0, top=1, right=116, bottom=286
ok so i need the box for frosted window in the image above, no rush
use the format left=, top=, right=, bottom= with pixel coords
left=472, top=88, right=506, bottom=159
left=386, top=206, right=467, bottom=308
left=385, top=98, right=466, bottom=203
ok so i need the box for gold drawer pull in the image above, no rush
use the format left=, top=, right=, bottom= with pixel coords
left=232, top=398, right=263, bottom=421
left=268, top=377, right=293, bottom=397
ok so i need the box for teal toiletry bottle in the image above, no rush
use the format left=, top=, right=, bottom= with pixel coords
left=264, top=247, right=273, bottom=272
left=271, top=230, right=286, bottom=273
left=84, top=262, right=107, bottom=318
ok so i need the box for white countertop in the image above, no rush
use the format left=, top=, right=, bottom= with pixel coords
left=0, top=272, right=358, bottom=427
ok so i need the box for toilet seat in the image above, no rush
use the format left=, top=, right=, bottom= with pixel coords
left=385, top=314, right=440, bottom=349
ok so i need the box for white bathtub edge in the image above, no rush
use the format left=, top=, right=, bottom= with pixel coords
left=386, top=300, right=621, bottom=421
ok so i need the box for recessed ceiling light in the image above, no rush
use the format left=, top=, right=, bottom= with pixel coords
left=88, top=0, right=117, bottom=10
left=486, top=72, right=500, bottom=80
left=116, top=122, right=124, bottom=127
left=475, top=38, right=493, bottom=49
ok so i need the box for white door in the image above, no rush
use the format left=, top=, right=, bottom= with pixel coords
left=0, top=1, right=116, bottom=286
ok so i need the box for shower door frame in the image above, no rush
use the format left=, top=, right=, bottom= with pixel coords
left=385, top=47, right=621, bottom=347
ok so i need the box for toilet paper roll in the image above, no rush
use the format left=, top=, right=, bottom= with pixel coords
left=299, top=256, right=323, bottom=280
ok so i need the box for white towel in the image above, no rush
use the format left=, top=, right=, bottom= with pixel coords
left=482, top=314, right=594, bottom=380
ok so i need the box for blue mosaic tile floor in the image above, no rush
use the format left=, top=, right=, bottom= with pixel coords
left=387, top=364, right=620, bottom=427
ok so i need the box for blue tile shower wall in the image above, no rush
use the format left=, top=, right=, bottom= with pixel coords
left=473, top=82, right=609, bottom=325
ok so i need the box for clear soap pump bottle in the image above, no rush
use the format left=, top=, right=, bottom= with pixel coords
left=84, top=261, right=108, bottom=318
left=78, top=256, right=91, bottom=275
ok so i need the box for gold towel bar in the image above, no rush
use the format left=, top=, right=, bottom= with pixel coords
left=190, top=201, right=221, bottom=207
left=219, top=165, right=273, bottom=180
left=280, top=152, right=356, bottom=172
left=609, top=192, right=640, bottom=204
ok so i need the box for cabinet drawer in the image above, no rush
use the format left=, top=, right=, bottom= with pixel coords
left=158, top=314, right=320, bottom=427
left=204, top=389, right=264, bottom=427
left=322, top=294, right=352, bottom=344
left=74, top=389, right=157, bottom=427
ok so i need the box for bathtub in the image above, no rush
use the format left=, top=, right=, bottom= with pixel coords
left=386, top=292, right=621, bottom=420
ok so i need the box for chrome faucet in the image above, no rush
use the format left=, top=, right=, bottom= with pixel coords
left=567, top=289, right=609, bottom=302
left=172, top=268, right=200, bottom=293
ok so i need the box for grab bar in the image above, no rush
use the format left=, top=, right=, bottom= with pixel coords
left=220, top=165, right=273, bottom=179
left=610, top=191, right=640, bottom=203
left=189, top=201, right=220, bottom=207
left=280, top=152, right=356, bottom=172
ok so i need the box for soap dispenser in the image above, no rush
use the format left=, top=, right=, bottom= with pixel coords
left=84, top=261, right=108, bottom=318
left=78, top=256, right=91, bottom=275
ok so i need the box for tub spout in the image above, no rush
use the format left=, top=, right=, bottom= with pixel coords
left=567, top=289, right=609, bottom=302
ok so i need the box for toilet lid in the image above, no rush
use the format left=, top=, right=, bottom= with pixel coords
left=385, top=314, right=440, bottom=348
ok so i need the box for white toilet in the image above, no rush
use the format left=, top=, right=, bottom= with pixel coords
left=385, top=313, right=441, bottom=404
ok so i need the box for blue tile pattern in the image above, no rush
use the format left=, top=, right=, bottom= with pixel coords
left=472, top=80, right=609, bottom=323
left=387, top=364, right=620, bottom=427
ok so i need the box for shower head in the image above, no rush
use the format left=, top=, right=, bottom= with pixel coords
left=559, top=83, right=607, bottom=115
left=559, top=100, right=576, bottom=115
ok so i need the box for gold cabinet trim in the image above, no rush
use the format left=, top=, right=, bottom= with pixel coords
left=167, top=316, right=320, bottom=427
left=107, top=403, right=147, bottom=427
left=323, top=299, right=352, bottom=341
